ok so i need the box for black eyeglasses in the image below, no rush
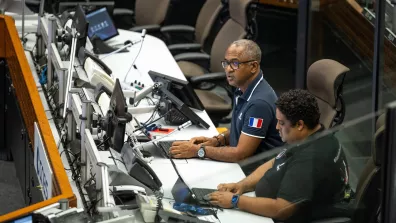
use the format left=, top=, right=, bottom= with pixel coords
left=221, top=59, right=256, bottom=70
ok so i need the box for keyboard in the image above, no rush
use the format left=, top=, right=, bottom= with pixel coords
left=191, top=188, right=217, bottom=203
left=157, top=140, right=176, bottom=157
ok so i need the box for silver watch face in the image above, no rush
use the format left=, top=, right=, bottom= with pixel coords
left=198, top=148, right=205, bottom=158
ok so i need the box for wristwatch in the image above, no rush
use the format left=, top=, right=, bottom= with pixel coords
left=197, top=145, right=206, bottom=159
left=231, top=194, right=240, bottom=208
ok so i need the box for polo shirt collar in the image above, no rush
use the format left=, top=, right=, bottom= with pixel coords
left=310, top=124, right=325, bottom=136
left=235, top=71, right=264, bottom=101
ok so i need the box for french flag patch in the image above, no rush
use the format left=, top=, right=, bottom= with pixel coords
left=249, top=117, right=263, bottom=128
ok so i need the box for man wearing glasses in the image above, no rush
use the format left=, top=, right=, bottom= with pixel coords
left=170, top=39, right=282, bottom=165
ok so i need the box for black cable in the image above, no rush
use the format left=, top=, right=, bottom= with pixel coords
left=133, top=108, right=171, bottom=133
left=109, top=189, right=125, bottom=206
left=96, top=136, right=111, bottom=148
left=88, top=196, right=103, bottom=215
left=154, top=189, right=163, bottom=223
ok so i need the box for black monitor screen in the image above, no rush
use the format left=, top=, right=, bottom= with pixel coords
left=72, top=5, right=89, bottom=54
left=108, top=79, right=129, bottom=153
left=148, top=71, right=205, bottom=111
left=86, top=7, right=118, bottom=40
left=7, top=215, right=33, bottom=223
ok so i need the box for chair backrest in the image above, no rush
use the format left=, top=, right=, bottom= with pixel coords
left=195, top=0, right=227, bottom=45
left=135, top=0, right=170, bottom=26
left=307, top=59, right=349, bottom=129
left=352, top=114, right=385, bottom=223
left=209, top=0, right=256, bottom=72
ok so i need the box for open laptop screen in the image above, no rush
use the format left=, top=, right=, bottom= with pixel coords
left=86, top=7, right=118, bottom=41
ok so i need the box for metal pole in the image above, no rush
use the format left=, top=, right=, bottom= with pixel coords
left=58, top=68, right=67, bottom=106
left=393, top=4, right=396, bottom=33
left=81, top=101, right=89, bottom=183
left=295, top=0, right=311, bottom=89
left=36, top=0, right=45, bottom=60
left=67, top=93, right=75, bottom=142
left=372, top=0, right=385, bottom=135
left=381, top=101, right=396, bottom=223
left=47, top=16, right=57, bottom=88
left=63, top=30, right=79, bottom=118
left=21, top=0, right=25, bottom=43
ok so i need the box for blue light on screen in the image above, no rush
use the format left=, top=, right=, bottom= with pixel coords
left=14, top=215, right=33, bottom=223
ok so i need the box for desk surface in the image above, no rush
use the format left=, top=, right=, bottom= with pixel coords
left=101, top=29, right=219, bottom=140
left=102, top=30, right=273, bottom=223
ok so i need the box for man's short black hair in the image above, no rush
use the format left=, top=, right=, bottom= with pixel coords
left=275, top=89, right=320, bottom=129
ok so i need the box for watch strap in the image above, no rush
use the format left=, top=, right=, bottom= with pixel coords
left=231, top=194, right=240, bottom=208
left=198, top=145, right=206, bottom=159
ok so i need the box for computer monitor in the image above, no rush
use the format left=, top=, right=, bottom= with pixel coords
left=6, top=214, right=41, bottom=223
left=85, top=7, right=118, bottom=41
left=11, top=215, right=32, bottom=223
left=106, top=78, right=132, bottom=153
left=148, top=71, right=205, bottom=111
left=72, top=4, right=89, bottom=55
left=58, top=1, right=115, bottom=15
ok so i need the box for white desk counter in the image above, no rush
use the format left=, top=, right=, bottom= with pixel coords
left=100, top=29, right=219, bottom=139
left=102, top=30, right=273, bottom=223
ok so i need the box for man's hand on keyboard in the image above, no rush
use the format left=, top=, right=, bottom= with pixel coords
left=217, top=182, right=246, bottom=195
left=189, top=136, right=218, bottom=147
left=169, top=141, right=200, bottom=159
left=207, top=191, right=233, bottom=209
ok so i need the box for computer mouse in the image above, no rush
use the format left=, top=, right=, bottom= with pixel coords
left=203, top=194, right=211, bottom=201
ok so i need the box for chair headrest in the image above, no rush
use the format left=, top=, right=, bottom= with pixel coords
left=229, top=0, right=254, bottom=28
left=373, top=114, right=386, bottom=166
left=307, top=59, right=350, bottom=107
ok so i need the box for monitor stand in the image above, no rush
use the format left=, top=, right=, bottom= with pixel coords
left=91, top=34, right=128, bottom=54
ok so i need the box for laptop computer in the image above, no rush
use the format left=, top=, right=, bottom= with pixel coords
left=169, top=157, right=217, bottom=206
left=85, top=6, right=118, bottom=41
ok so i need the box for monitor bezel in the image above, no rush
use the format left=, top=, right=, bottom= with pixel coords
left=148, top=71, right=205, bottom=111
left=85, top=6, right=119, bottom=41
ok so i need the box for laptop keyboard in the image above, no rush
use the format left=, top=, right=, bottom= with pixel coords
left=191, top=188, right=217, bottom=202
left=157, top=141, right=175, bottom=157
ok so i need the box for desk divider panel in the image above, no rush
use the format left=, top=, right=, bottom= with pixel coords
left=0, top=15, right=76, bottom=222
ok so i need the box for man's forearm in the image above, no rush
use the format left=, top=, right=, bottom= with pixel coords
left=237, top=196, right=284, bottom=219
left=205, top=146, right=241, bottom=162
left=239, top=158, right=274, bottom=192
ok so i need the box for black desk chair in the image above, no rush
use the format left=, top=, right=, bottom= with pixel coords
left=307, top=59, right=349, bottom=129
left=310, top=114, right=385, bottom=223
left=112, top=0, right=172, bottom=35
left=160, top=0, right=229, bottom=56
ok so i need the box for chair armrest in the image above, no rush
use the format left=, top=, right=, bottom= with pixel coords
left=113, top=8, right=134, bottom=16
left=130, top=24, right=161, bottom=33
left=161, top=25, right=195, bottom=44
left=173, top=52, right=210, bottom=62
left=160, top=25, right=195, bottom=34
left=311, top=217, right=351, bottom=223
left=25, top=0, right=40, bottom=6
left=189, top=72, right=226, bottom=84
left=168, top=43, right=202, bottom=55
